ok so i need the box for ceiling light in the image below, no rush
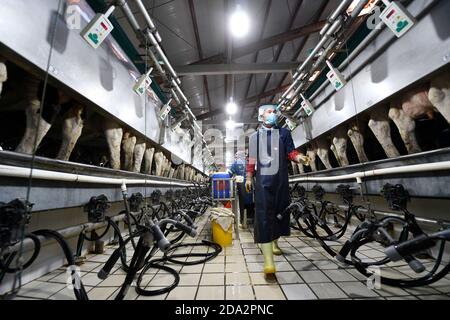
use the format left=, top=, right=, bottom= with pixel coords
left=309, top=70, right=321, bottom=82
left=226, top=119, right=236, bottom=129
left=229, top=5, right=250, bottom=38
left=347, top=0, right=380, bottom=16
left=225, top=100, right=238, bottom=115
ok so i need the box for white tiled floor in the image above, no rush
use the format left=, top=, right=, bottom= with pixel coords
left=10, top=213, right=450, bottom=300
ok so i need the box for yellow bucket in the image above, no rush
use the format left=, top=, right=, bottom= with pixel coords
left=212, top=220, right=233, bottom=247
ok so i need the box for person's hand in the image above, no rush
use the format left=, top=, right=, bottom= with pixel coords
left=296, top=154, right=311, bottom=166
left=245, top=179, right=252, bottom=193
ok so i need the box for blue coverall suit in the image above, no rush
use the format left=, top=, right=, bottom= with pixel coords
left=248, top=126, right=296, bottom=243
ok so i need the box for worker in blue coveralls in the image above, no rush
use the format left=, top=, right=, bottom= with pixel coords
left=228, top=150, right=254, bottom=226
left=246, top=104, right=310, bottom=276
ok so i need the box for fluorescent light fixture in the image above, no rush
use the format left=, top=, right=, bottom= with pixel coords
left=309, top=70, right=321, bottom=82
left=286, top=92, right=294, bottom=100
left=347, top=0, right=380, bottom=16
left=229, top=5, right=250, bottom=38
left=225, top=100, right=238, bottom=115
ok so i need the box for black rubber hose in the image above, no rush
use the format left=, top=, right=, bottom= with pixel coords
left=163, top=240, right=222, bottom=265
left=135, top=260, right=179, bottom=296
left=0, top=233, right=41, bottom=273
left=81, top=223, right=111, bottom=242
left=349, top=237, right=450, bottom=288
left=75, top=222, right=111, bottom=258
left=32, top=229, right=89, bottom=300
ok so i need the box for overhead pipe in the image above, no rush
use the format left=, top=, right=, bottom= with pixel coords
left=319, top=0, right=354, bottom=37
left=287, top=0, right=438, bottom=125
left=133, top=0, right=162, bottom=42
left=303, top=20, right=386, bottom=106
left=114, top=0, right=213, bottom=163
left=280, top=0, right=371, bottom=108
left=280, top=16, right=345, bottom=102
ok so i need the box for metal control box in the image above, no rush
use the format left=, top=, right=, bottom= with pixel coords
left=80, top=13, right=114, bottom=49
left=301, top=99, right=315, bottom=117
left=380, top=1, right=416, bottom=38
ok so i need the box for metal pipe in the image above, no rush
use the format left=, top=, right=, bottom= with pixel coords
left=115, top=0, right=167, bottom=79
left=284, top=0, right=369, bottom=111
left=319, top=0, right=354, bottom=37
left=281, top=16, right=344, bottom=102
left=289, top=161, right=450, bottom=183
left=147, top=48, right=166, bottom=79
left=0, top=165, right=195, bottom=186
left=115, top=0, right=141, bottom=31
left=281, top=0, right=368, bottom=107
left=308, top=200, right=450, bottom=227
left=115, top=0, right=213, bottom=164
left=145, top=30, right=179, bottom=81
left=170, top=88, right=181, bottom=105
left=4, top=211, right=133, bottom=256
left=133, top=0, right=157, bottom=30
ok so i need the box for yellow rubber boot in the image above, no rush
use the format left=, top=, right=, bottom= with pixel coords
left=261, top=242, right=276, bottom=275
left=272, top=239, right=282, bottom=256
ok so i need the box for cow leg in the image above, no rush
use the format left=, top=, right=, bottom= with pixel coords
left=316, top=140, right=332, bottom=170
left=389, top=107, right=422, bottom=154
left=0, top=59, right=7, bottom=96
left=169, top=167, right=175, bottom=179
left=368, top=107, right=400, bottom=158
left=103, top=120, right=123, bottom=170
left=429, top=73, right=450, bottom=124
left=330, top=145, right=341, bottom=167
left=173, top=166, right=179, bottom=179
left=132, top=138, right=146, bottom=173
left=154, top=151, right=164, bottom=176
left=184, top=166, right=189, bottom=180
left=56, top=103, right=84, bottom=161
left=163, top=157, right=169, bottom=177
left=180, top=164, right=186, bottom=180
left=167, top=160, right=172, bottom=178
left=144, top=147, right=155, bottom=175
left=401, top=86, right=435, bottom=120
left=121, top=132, right=136, bottom=171
left=348, top=125, right=369, bottom=163
left=16, top=99, right=52, bottom=154
left=291, top=161, right=299, bottom=175
left=306, top=149, right=317, bottom=172
left=297, top=163, right=305, bottom=174
left=332, top=128, right=350, bottom=167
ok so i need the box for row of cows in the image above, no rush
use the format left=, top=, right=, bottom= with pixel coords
left=291, top=70, right=450, bottom=174
left=0, top=58, right=206, bottom=183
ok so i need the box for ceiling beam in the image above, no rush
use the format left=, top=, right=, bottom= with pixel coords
left=256, top=0, right=304, bottom=107
left=189, top=19, right=326, bottom=65
left=244, top=0, right=273, bottom=103
left=175, top=63, right=298, bottom=76
left=188, top=0, right=212, bottom=112
left=195, top=84, right=291, bottom=120
left=270, top=0, right=359, bottom=104
left=200, top=119, right=259, bottom=126
left=243, top=84, right=291, bottom=106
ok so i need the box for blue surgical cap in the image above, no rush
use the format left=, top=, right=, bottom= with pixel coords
left=258, top=104, right=277, bottom=122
